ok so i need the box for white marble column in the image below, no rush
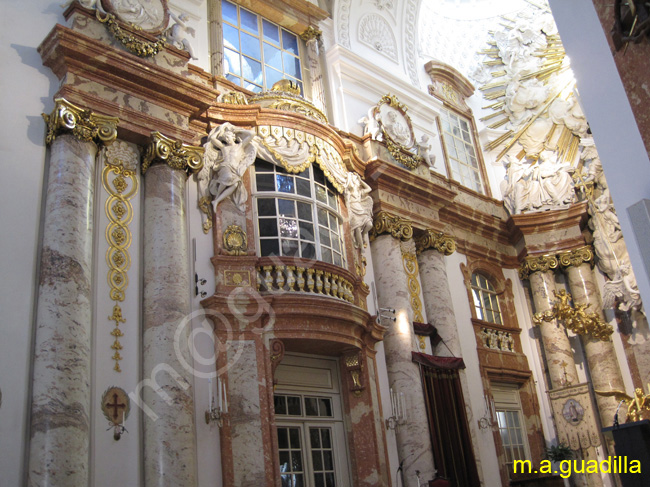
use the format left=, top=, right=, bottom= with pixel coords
left=560, top=248, right=625, bottom=427
left=141, top=133, right=203, bottom=487
left=521, top=256, right=580, bottom=389
left=28, top=100, right=117, bottom=487
left=370, top=229, right=436, bottom=487
left=416, top=232, right=460, bottom=356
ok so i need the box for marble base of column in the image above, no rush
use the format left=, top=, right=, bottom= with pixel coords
left=28, top=134, right=97, bottom=486
left=371, top=235, right=435, bottom=487
left=142, top=164, right=197, bottom=486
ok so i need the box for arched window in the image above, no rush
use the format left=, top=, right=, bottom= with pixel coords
left=471, top=272, right=502, bottom=324
left=254, top=159, right=346, bottom=267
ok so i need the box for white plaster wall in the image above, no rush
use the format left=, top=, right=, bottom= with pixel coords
left=547, top=0, right=650, bottom=310
left=445, top=251, right=501, bottom=486
left=0, top=2, right=66, bottom=485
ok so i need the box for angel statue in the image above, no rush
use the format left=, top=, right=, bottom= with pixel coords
left=165, top=11, right=197, bottom=60
left=197, top=123, right=258, bottom=219
left=344, top=172, right=374, bottom=248
left=596, top=387, right=650, bottom=422
left=602, top=264, right=643, bottom=313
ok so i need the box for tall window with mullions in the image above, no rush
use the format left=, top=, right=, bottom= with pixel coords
left=221, top=0, right=303, bottom=93
left=254, top=159, right=346, bottom=268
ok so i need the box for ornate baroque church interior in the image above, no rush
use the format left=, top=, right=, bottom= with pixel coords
left=3, top=0, right=650, bottom=486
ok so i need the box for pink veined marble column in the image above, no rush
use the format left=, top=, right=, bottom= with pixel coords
left=561, top=258, right=625, bottom=427
left=527, top=269, right=580, bottom=389
left=370, top=234, right=436, bottom=487
left=142, top=162, right=197, bottom=487
left=28, top=132, right=98, bottom=487
left=417, top=248, right=461, bottom=357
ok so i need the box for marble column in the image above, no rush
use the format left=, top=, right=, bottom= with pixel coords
left=559, top=247, right=625, bottom=427
left=141, top=133, right=203, bottom=487
left=520, top=255, right=580, bottom=389
left=370, top=214, right=436, bottom=487
left=28, top=99, right=118, bottom=486
left=415, top=231, right=460, bottom=356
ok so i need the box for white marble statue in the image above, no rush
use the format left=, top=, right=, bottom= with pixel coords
left=358, top=109, right=382, bottom=141
left=602, top=265, right=643, bottom=312
left=61, top=0, right=103, bottom=10
left=165, top=11, right=197, bottom=60
left=548, top=97, right=589, bottom=138
left=501, top=155, right=532, bottom=215
left=536, top=150, right=576, bottom=208
left=199, top=123, right=258, bottom=212
left=416, top=134, right=436, bottom=169
left=344, top=172, right=374, bottom=248
left=383, top=111, right=410, bottom=146
left=505, top=77, right=548, bottom=128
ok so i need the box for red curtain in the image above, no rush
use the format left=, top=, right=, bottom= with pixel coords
left=416, top=357, right=480, bottom=487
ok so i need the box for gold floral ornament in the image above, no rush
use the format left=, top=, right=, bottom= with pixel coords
left=142, top=131, right=204, bottom=174
left=43, top=98, right=118, bottom=146
left=249, top=80, right=328, bottom=124
left=103, top=141, right=139, bottom=372
left=222, top=225, right=247, bottom=255
left=96, top=11, right=166, bottom=57
left=519, top=253, right=559, bottom=280
left=532, top=289, right=613, bottom=341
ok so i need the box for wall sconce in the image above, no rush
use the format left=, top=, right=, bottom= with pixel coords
left=385, top=388, right=408, bottom=429
left=101, top=386, right=129, bottom=441
left=477, top=394, right=496, bottom=430
left=379, top=307, right=396, bottom=325
left=205, top=377, right=228, bottom=427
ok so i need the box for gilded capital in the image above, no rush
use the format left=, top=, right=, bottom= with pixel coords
left=558, top=245, right=594, bottom=269
left=43, top=98, right=119, bottom=146
left=369, top=211, right=413, bottom=241
left=300, top=25, right=322, bottom=42
left=142, top=132, right=204, bottom=175
left=415, top=229, right=456, bottom=256
left=519, top=254, right=559, bottom=280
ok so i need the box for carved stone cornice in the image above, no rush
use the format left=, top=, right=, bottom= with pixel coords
left=518, top=254, right=559, bottom=280
left=142, top=132, right=204, bottom=175
left=415, top=229, right=456, bottom=256
left=369, top=211, right=413, bottom=241
left=43, top=98, right=119, bottom=146
left=558, top=245, right=595, bottom=270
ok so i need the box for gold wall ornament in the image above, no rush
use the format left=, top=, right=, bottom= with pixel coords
left=369, top=211, right=413, bottom=241
left=518, top=253, right=559, bottom=280
left=43, top=98, right=118, bottom=146
left=343, top=351, right=364, bottom=396
left=401, top=245, right=424, bottom=323
left=222, top=224, right=247, bottom=255
left=250, top=86, right=328, bottom=124
left=532, top=289, right=614, bottom=341
left=198, top=196, right=213, bottom=234
left=595, top=386, right=650, bottom=422
left=103, top=142, right=139, bottom=372
left=558, top=246, right=595, bottom=269
left=96, top=11, right=166, bottom=57
left=414, top=229, right=456, bottom=256
left=217, top=91, right=249, bottom=105
left=142, top=131, right=204, bottom=174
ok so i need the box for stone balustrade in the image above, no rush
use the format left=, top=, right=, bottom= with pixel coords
left=256, top=257, right=358, bottom=304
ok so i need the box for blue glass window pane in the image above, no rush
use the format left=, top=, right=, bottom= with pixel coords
left=279, top=218, right=298, bottom=238
left=226, top=73, right=240, bottom=85
left=263, top=19, right=280, bottom=45
left=245, top=83, right=263, bottom=93
left=221, top=0, right=238, bottom=25
left=242, top=57, right=262, bottom=85
left=240, top=8, right=258, bottom=34
left=223, top=24, right=240, bottom=50
left=282, top=29, right=299, bottom=55
left=264, top=43, right=283, bottom=70
left=241, top=31, right=261, bottom=60
left=276, top=174, right=295, bottom=193
left=278, top=199, right=295, bottom=217
left=224, top=48, right=241, bottom=76
left=283, top=52, right=301, bottom=78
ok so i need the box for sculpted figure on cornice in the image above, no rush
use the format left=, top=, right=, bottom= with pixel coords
left=200, top=123, right=257, bottom=212
left=345, top=173, right=374, bottom=249
left=164, top=11, right=197, bottom=60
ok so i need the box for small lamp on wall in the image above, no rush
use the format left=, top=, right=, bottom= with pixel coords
left=385, top=388, right=408, bottom=430
left=205, top=377, right=228, bottom=427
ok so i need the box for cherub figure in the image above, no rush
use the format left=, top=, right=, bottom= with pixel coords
left=596, top=387, right=650, bottom=422
left=198, top=123, right=258, bottom=214
left=416, top=134, right=436, bottom=169
left=165, top=11, right=197, bottom=60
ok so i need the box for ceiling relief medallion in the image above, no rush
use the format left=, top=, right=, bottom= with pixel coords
left=101, top=0, right=169, bottom=34
left=359, top=94, right=426, bottom=170
left=358, top=14, right=398, bottom=61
